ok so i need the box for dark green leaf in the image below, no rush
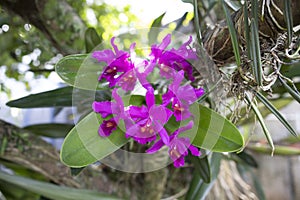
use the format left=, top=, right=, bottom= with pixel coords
left=193, top=0, right=203, bottom=45
left=0, top=172, right=120, bottom=200
left=254, top=90, right=298, bottom=137
left=190, top=155, right=211, bottom=183
left=70, top=167, right=85, bottom=176
left=222, top=0, right=241, bottom=67
left=236, top=151, right=258, bottom=168
left=148, top=12, right=165, bottom=44
left=24, top=123, right=74, bottom=138
left=85, top=28, right=102, bottom=53
left=6, top=86, right=73, bottom=108
left=283, top=0, right=293, bottom=46
left=250, top=18, right=262, bottom=86
left=175, top=12, right=188, bottom=31
left=186, top=153, right=222, bottom=200
left=278, top=76, right=300, bottom=103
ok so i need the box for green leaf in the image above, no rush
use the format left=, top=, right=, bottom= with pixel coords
left=250, top=18, right=262, bottom=86
left=70, top=167, right=85, bottom=176
left=283, top=0, right=293, bottom=46
left=236, top=151, right=258, bottom=168
left=0, top=172, right=120, bottom=200
left=185, top=153, right=222, bottom=200
left=254, top=90, right=298, bottom=137
left=6, top=86, right=73, bottom=108
left=60, top=112, right=129, bottom=168
left=278, top=76, right=300, bottom=103
left=85, top=27, right=102, bottom=53
left=55, top=54, right=105, bottom=90
left=190, top=155, right=211, bottom=183
left=193, top=0, right=203, bottom=45
left=148, top=12, right=165, bottom=44
left=188, top=105, right=244, bottom=152
left=245, top=95, right=274, bottom=154
left=222, top=0, right=241, bottom=67
left=24, top=123, right=74, bottom=138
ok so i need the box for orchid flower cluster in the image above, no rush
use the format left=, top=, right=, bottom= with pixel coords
left=92, top=34, right=204, bottom=167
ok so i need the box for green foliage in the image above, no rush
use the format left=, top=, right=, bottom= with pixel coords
left=61, top=103, right=244, bottom=168
left=0, top=171, right=121, bottom=200
left=60, top=112, right=129, bottom=168
left=6, top=86, right=74, bottom=108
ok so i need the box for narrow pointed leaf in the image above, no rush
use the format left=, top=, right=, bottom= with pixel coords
left=278, top=76, right=300, bottom=103
left=0, top=172, right=120, bottom=200
left=236, top=151, right=258, bottom=168
left=283, top=0, right=293, bottom=46
left=190, top=155, right=211, bottom=183
left=60, top=112, right=129, bottom=167
left=185, top=153, right=222, bottom=200
left=255, top=90, right=298, bottom=137
left=148, top=12, right=165, bottom=44
left=24, top=123, right=73, bottom=138
left=250, top=18, right=262, bottom=86
left=193, top=0, right=203, bottom=45
left=246, top=95, right=274, bottom=154
left=6, top=86, right=73, bottom=108
left=222, top=0, right=241, bottom=67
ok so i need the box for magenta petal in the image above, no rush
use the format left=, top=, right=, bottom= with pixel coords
left=92, top=101, right=113, bottom=118
left=98, top=118, right=117, bottom=137
left=159, top=34, right=172, bottom=50
left=156, top=125, right=169, bottom=145
left=195, top=88, right=205, bottom=98
left=146, top=139, right=164, bottom=154
left=173, top=156, right=185, bottom=168
left=145, top=88, right=155, bottom=108
left=92, top=50, right=115, bottom=64
left=149, top=105, right=173, bottom=124
left=189, top=145, right=201, bottom=156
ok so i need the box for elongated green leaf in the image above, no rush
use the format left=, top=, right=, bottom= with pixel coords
left=148, top=13, right=165, bottom=44
left=222, top=0, right=241, bottom=67
left=6, top=86, right=73, bottom=108
left=236, top=151, right=258, bottom=168
left=85, top=27, right=102, bottom=53
left=0, top=172, right=120, bottom=200
left=190, top=155, right=211, bottom=183
left=255, top=90, right=298, bottom=137
left=225, top=0, right=243, bottom=11
left=185, top=153, right=222, bottom=200
left=60, top=112, right=128, bottom=167
left=55, top=54, right=106, bottom=90
left=250, top=18, right=262, bottom=86
left=278, top=76, right=300, bottom=103
left=188, top=105, right=244, bottom=152
left=193, top=0, right=203, bottom=45
left=24, top=123, right=73, bottom=138
left=284, top=0, right=293, bottom=46
left=243, top=0, right=251, bottom=59
left=245, top=95, right=274, bottom=154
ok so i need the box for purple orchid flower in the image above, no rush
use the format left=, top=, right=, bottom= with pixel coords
left=126, top=87, right=172, bottom=144
left=92, top=37, right=136, bottom=90
left=92, top=88, right=127, bottom=137
left=146, top=121, right=201, bottom=168
left=163, top=70, right=204, bottom=121
left=149, top=34, right=198, bottom=81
